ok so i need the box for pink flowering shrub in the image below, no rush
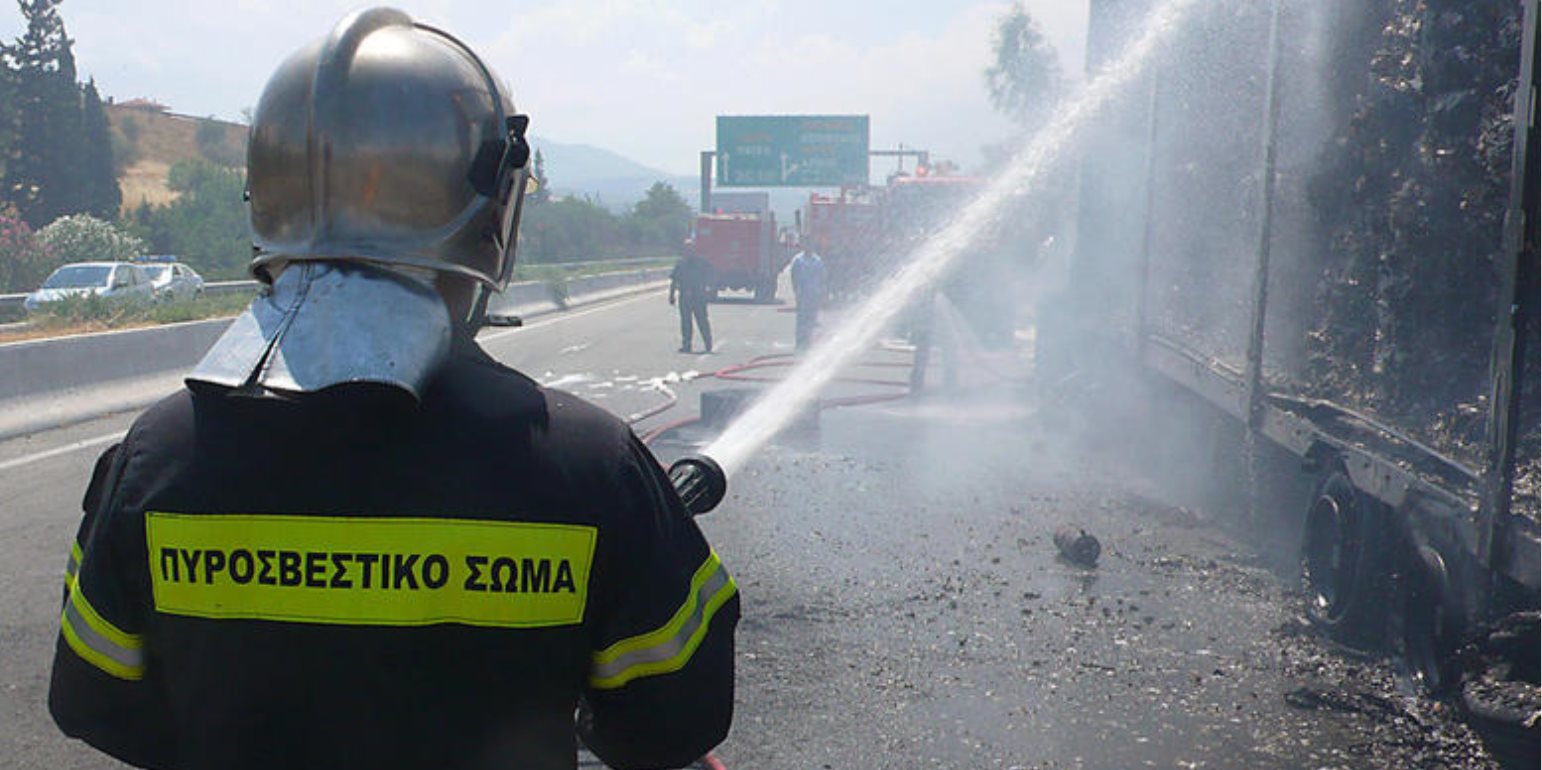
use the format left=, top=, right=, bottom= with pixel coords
left=0, top=208, right=56, bottom=293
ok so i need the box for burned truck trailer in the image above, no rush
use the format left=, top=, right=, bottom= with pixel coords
left=1049, top=0, right=1539, bottom=697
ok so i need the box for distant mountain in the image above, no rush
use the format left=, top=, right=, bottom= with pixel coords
left=530, top=136, right=698, bottom=213
left=530, top=136, right=814, bottom=221
left=102, top=108, right=813, bottom=222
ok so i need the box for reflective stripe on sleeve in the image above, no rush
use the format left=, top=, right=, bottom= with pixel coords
left=64, top=540, right=82, bottom=590
left=60, top=580, right=145, bottom=681
left=588, top=551, right=736, bottom=690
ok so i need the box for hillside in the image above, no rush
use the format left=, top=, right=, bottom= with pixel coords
left=100, top=107, right=770, bottom=217
left=105, top=101, right=247, bottom=211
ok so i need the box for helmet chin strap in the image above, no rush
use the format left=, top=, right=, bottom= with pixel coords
left=467, top=283, right=493, bottom=333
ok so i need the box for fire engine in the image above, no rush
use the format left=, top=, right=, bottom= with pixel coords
left=802, top=187, right=883, bottom=300
left=801, top=169, right=986, bottom=301
left=691, top=192, right=792, bottom=303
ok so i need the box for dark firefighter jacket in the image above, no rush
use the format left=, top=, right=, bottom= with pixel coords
left=47, top=334, right=739, bottom=770
left=670, top=254, right=714, bottom=304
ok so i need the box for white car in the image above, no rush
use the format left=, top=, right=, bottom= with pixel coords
left=24, top=262, right=157, bottom=311
left=140, top=262, right=206, bottom=302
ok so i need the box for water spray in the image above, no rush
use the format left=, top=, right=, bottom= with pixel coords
left=660, top=0, right=1200, bottom=508
left=693, top=0, right=1199, bottom=480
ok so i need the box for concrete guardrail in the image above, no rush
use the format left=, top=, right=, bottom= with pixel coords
left=0, top=268, right=669, bottom=440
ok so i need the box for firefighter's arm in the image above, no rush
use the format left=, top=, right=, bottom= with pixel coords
left=580, top=437, right=740, bottom=770
left=48, top=441, right=177, bottom=769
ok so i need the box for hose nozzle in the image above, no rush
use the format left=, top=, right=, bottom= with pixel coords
left=668, top=454, right=727, bottom=516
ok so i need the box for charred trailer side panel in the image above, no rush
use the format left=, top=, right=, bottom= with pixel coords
left=1051, top=0, right=1539, bottom=698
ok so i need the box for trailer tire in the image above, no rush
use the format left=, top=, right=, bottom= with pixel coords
left=1401, top=544, right=1462, bottom=693
left=1460, top=676, right=1541, bottom=767
left=754, top=280, right=776, bottom=304
left=1300, top=471, right=1386, bottom=646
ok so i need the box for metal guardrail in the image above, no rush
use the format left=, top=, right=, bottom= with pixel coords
left=1, top=265, right=674, bottom=314
left=204, top=279, right=260, bottom=296
left=0, top=292, right=25, bottom=315
left=0, top=263, right=667, bottom=325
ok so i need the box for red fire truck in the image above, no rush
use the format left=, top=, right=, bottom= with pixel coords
left=801, top=171, right=986, bottom=301
left=803, top=187, right=883, bottom=300
left=691, top=193, right=791, bottom=303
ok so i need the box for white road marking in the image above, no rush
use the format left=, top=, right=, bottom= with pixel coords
left=0, top=431, right=123, bottom=473
left=480, top=291, right=661, bottom=342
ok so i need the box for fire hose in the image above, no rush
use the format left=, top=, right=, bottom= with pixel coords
left=636, top=352, right=913, bottom=447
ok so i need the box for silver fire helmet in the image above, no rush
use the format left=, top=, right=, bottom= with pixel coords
left=245, top=6, right=531, bottom=290
left=190, top=8, right=529, bottom=398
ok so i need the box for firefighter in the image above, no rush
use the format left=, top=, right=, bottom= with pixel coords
left=790, top=244, right=826, bottom=351
left=669, top=238, right=714, bottom=353
left=46, top=9, right=739, bottom=770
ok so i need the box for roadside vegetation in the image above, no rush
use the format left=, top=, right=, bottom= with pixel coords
left=1, top=256, right=677, bottom=344
left=0, top=291, right=252, bottom=343
left=0, top=4, right=694, bottom=341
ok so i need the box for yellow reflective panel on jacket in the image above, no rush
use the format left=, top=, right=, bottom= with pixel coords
left=146, top=512, right=596, bottom=628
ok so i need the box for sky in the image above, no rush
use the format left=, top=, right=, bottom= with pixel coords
left=2, top=1, right=1089, bottom=178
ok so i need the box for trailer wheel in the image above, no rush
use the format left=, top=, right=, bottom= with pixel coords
left=754, top=280, right=776, bottom=304
left=1402, top=544, right=1461, bottom=693
left=1300, top=471, right=1385, bottom=645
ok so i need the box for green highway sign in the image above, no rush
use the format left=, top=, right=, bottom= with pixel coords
left=716, top=115, right=870, bottom=187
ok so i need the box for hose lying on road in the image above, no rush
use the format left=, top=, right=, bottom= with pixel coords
left=634, top=351, right=913, bottom=446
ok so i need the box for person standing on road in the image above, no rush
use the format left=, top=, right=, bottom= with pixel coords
left=669, top=238, right=714, bottom=353
left=790, top=245, right=827, bottom=351
left=46, top=9, right=738, bottom=770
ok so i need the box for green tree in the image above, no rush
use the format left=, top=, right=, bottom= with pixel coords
left=1, top=0, right=86, bottom=228
left=627, top=181, right=690, bottom=252
left=984, top=3, right=1062, bottom=127
left=132, top=159, right=249, bottom=278
left=531, top=148, right=551, bottom=205
left=0, top=40, right=13, bottom=182
left=35, top=212, right=144, bottom=263
left=521, top=197, right=620, bottom=263
left=79, top=78, right=119, bottom=218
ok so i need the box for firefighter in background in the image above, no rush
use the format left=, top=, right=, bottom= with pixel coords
left=669, top=238, right=714, bottom=353
left=790, top=243, right=827, bottom=351
left=47, top=9, right=738, bottom=770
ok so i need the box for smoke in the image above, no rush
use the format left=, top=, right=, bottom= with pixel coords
left=705, top=0, right=1202, bottom=476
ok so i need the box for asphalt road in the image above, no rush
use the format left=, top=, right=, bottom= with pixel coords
left=0, top=284, right=1510, bottom=769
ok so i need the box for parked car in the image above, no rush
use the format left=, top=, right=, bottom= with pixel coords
left=23, top=261, right=157, bottom=311
left=140, top=261, right=206, bottom=302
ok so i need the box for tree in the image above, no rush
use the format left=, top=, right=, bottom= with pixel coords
left=1, top=0, right=86, bottom=228
left=0, top=39, right=13, bottom=182
left=521, top=197, right=620, bottom=263
left=79, top=78, right=119, bottom=218
left=129, top=159, right=249, bottom=278
left=35, top=212, right=144, bottom=264
left=984, top=3, right=1062, bottom=128
left=531, top=148, right=551, bottom=205
left=628, top=182, right=690, bottom=252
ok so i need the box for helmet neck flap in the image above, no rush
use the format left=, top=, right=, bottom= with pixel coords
left=188, top=261, right=453, bottom=399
